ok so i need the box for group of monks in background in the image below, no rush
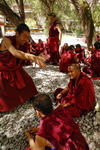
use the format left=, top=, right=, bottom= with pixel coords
left=28, top=35, right=100, bottom=79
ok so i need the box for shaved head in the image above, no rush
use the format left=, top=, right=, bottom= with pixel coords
left=68, top=63, right=81, bottom=70
left=68, top=63, right=81, bottom=80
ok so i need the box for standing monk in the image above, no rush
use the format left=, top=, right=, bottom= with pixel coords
left=0, top=23, right=46, bottom=112
left=25, top=93, right=89, bottom=150
left=48, top=13, right=62, bottom=65
left=55, top=63, right=95, bottom=117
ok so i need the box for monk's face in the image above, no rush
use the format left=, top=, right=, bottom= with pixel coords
left=49, top=16, right=56, bottom=23
left=64, top=44, right=68, bottom=49
left=68, top=66, right=80, bottom=80
left=89, top=45, right=95, bottom=53
left=75, top=47, right=81, bottom=52
left=16, top=30, right=30, bottom=45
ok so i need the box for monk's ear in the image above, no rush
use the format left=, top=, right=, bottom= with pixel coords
left=16, top=31, right=19, bottom=37
left=36, top=110, right=42, bottom=117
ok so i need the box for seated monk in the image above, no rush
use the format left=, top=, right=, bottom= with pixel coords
left=38, top=39, right=45, bottom=54
left=29, top=40, right=41, bottom=56
left=83, top=41, right=100, bottom=79
left=55, top=63, right=95, bottom=117
left=96, top=33, right=100, bottom=41
left=25, top=93, right=89, bottom=150
left=59, top=43, right=68, bottom=58
left=44, top=38, right=51, bottom=64
left=75, top=44, right=85, bottom=63
left=59, top=45, right=78, bottom=72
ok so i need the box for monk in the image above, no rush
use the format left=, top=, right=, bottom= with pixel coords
left=48, top=13, right=62, bottom=65
left=29, top=40, right=40, bottom=56
left=59, top=45, right=78, bottom=72
left=75, top=44, right=85, bottom=63
left=96, top=33, right=100, bottom=41
left=0, top=23, right=46, bottom=112
left=59, top=43, right=68, bottom=58
left=83, top=41, right=100, bottom=79
left=55, top=63, right=95, bottom=117
left=25, top=93, right=89, bottom=150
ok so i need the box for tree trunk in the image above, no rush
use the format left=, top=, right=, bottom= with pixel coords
left=0, top=0, right=24, bottom=27
left=71, top=0, right=96, bottom=48
left=15, top=0, right=25, bottom=22
left=39, top=0, right=56, bottom=13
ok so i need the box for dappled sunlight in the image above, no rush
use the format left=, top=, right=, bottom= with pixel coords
left=0, top=63, right=100, bottom=149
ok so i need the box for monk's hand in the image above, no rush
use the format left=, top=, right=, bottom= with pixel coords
left=39, top=53, right=50, bottom=60
left=32, top=55, right=47, bottom=68
left=60, top=103, right=71, bottom=108
left=27, top=127, right=39, bottom=134
left=25, top=131, right=32, bottom=138
left=56, top=93, right=62, bottom=99
left=58, top=40, right=61, bottom=45
left=60, top=104, right=66, bottom=107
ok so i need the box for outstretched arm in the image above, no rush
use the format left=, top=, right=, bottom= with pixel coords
left=1, top=37, right=46, bottom=68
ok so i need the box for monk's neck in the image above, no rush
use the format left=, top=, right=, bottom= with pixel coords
left=15, top=38, right=20, bottom=49
left=74, top=73, right=81, bottom=85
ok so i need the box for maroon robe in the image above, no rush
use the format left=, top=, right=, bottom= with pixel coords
left=60, top=46, right=68, bottom=56
left=36, top=106, right=89, bottom=150
left=48, top=21, right=60, bottom=63
left=54, top=72, right=95, bottom=117
left=75, top=47, right=85, bottom=62
left=30, top=42, right=42, bottom=56
left=83, top=49, right=100, bottom=79
left=0, top=35, right=38, bottom=112
left=44, top=41, right=50, bottom=56
left=59, top=50, right=75, bottom=72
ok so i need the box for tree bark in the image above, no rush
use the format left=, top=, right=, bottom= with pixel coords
left=71, top=0, right=96, bottom=48
left=39, top=0, right=56, bottom=13
left=15, top=0, right=25, bottom=22
left=0, top=0, right=24, bottom=27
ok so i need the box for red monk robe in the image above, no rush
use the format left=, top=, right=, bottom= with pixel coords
left=75, top=44, right=85, bottom=62
left=83, top=48, right=100, bottom=79
left=38, top=39, right=45, bottom=54
left=29, top=41, right=42, bottom=56
left=54, top=72, right=95, bottom=117
left=59, top=49, right=75, bottom=72
left=44, top=39, right=50, bottom=55
left=0, top=35, right=38, bottom=112
left=36, top=106, right=89, bottom=150
left=59, top=43, right=68, bottom=58
left=48, top=20, right=60, bottom=64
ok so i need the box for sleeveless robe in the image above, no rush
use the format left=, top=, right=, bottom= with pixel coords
left=0, top=35, right=38, bottom=112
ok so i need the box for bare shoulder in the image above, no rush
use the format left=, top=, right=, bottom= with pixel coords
left=0, top=37, right=11, bottom=51
left=56, top=24, right=62, bottom=29
left=2, top=37, right=12, bottom=45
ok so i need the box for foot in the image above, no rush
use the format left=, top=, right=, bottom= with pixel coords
left=52, top=63, right=58, bottom=65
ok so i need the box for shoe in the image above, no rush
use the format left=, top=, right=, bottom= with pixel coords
left=45, top=61, right=50, bottom=64
left=52, top=63, right=58, bottom=65
left=29, top=97, right=34, bottom=103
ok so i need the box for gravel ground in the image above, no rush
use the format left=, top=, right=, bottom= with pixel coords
left=0, top=64, right=100, bottom=150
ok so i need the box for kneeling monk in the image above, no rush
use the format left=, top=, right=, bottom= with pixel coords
left=55, top=63, right=95, bottom=117
left=0, top=23, right=46, bottom=112
left=25, top=93, right=89, bottom=150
